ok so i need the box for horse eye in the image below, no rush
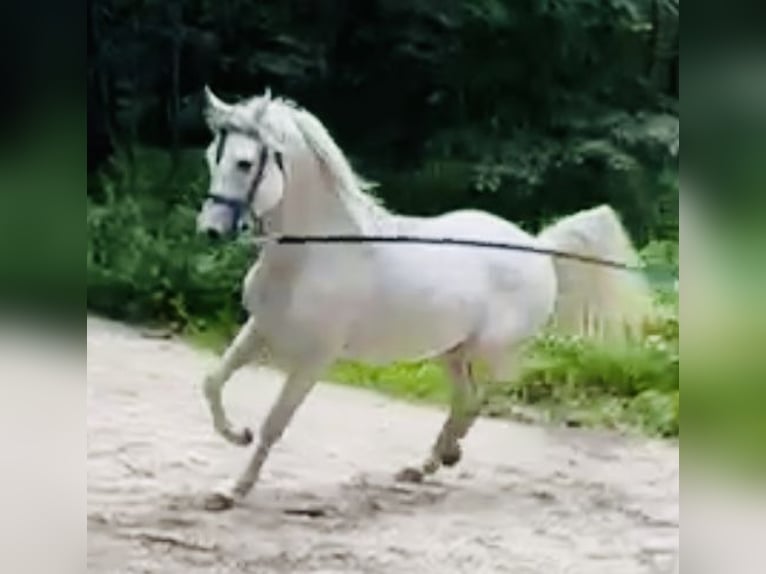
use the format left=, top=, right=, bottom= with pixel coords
left=236, top=160, right=253, bottom=172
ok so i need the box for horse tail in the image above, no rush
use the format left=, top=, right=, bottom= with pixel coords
left=538, top=205, right=654, bottom=340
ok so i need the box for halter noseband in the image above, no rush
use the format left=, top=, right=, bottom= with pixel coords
left=206, top=129, right=284, bottom=228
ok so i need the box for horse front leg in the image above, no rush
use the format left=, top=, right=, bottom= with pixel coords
left=203, top=317, right=265, bottom=446
left=205, top=366, right=320, bottom=511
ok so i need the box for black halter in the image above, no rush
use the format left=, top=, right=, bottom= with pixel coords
left=206, top=129, right=284, bottom=228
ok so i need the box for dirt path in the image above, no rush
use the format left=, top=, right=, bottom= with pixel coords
left=87, top=316, right=678, bottom=574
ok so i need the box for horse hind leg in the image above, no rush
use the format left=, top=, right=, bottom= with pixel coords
left=396, top=347, right=482, bottom=483
left=395, top=316, right=531, bottom=484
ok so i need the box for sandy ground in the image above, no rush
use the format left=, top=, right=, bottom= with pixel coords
left=87, top=316, right=678, bottom=574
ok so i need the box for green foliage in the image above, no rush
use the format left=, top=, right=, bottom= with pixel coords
left=519, top=331, right=678, bottom=398
left=87, top=149, right=251, bottom=328
left=90, top=0, right=678, bottom=239
left=641, top=239, right=679, bottom=269
left=90, top=0, right=678, bottom=161
left=641, top=237, right=679, bottom=304
left=331, top=361, right=451, bottom=404
left=491, top=323, right=678, bottom=436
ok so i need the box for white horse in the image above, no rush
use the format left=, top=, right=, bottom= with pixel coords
left=195, top=88, right=653, bottom=510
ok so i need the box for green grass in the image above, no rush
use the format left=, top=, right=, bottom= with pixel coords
left=330, top=360, right=452, bottom=404
left=491, top=330, right=678, bottom=436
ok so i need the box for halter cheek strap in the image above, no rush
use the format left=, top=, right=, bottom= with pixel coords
left=206, top=130, right=284, bottom=228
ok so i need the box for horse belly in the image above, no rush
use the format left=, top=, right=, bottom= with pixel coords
left=341, top=306, right=475, bottom=363
left=340, top=254, right=486, bottom=363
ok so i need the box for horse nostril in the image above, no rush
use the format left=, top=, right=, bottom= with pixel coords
left=206, top=228, right=221, bottom=241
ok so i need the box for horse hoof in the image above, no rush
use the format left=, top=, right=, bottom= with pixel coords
left=236, top=427, right=254, bottom=446
left=395, top=467, right=424, bottom=483
left=204, top=492, right=236, bottom=512
left=227, top=427, right=253, bottom=447
left=440, top=445, right=462, bottom=467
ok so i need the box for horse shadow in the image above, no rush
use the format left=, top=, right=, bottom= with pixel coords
left=153, top=468, right=533, bottom=532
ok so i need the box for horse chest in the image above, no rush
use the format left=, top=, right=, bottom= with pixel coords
left=243, top=260, right=368, bottom=362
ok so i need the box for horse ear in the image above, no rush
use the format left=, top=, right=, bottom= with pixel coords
left=203, top=86, right=231, bottom=126
left=252, top=88, right=272, bottom=123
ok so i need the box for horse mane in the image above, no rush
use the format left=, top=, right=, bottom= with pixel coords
left=255, top=92, right=389, bottom=226
left=284, top=99, right=390, bottom=218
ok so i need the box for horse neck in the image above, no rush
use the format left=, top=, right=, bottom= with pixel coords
left=256, top=154, right=396, bottom=274
left=270, top=153, right=391, bottom=237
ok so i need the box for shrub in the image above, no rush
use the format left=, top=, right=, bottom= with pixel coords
left=87, top=181, right=252, bottom=329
